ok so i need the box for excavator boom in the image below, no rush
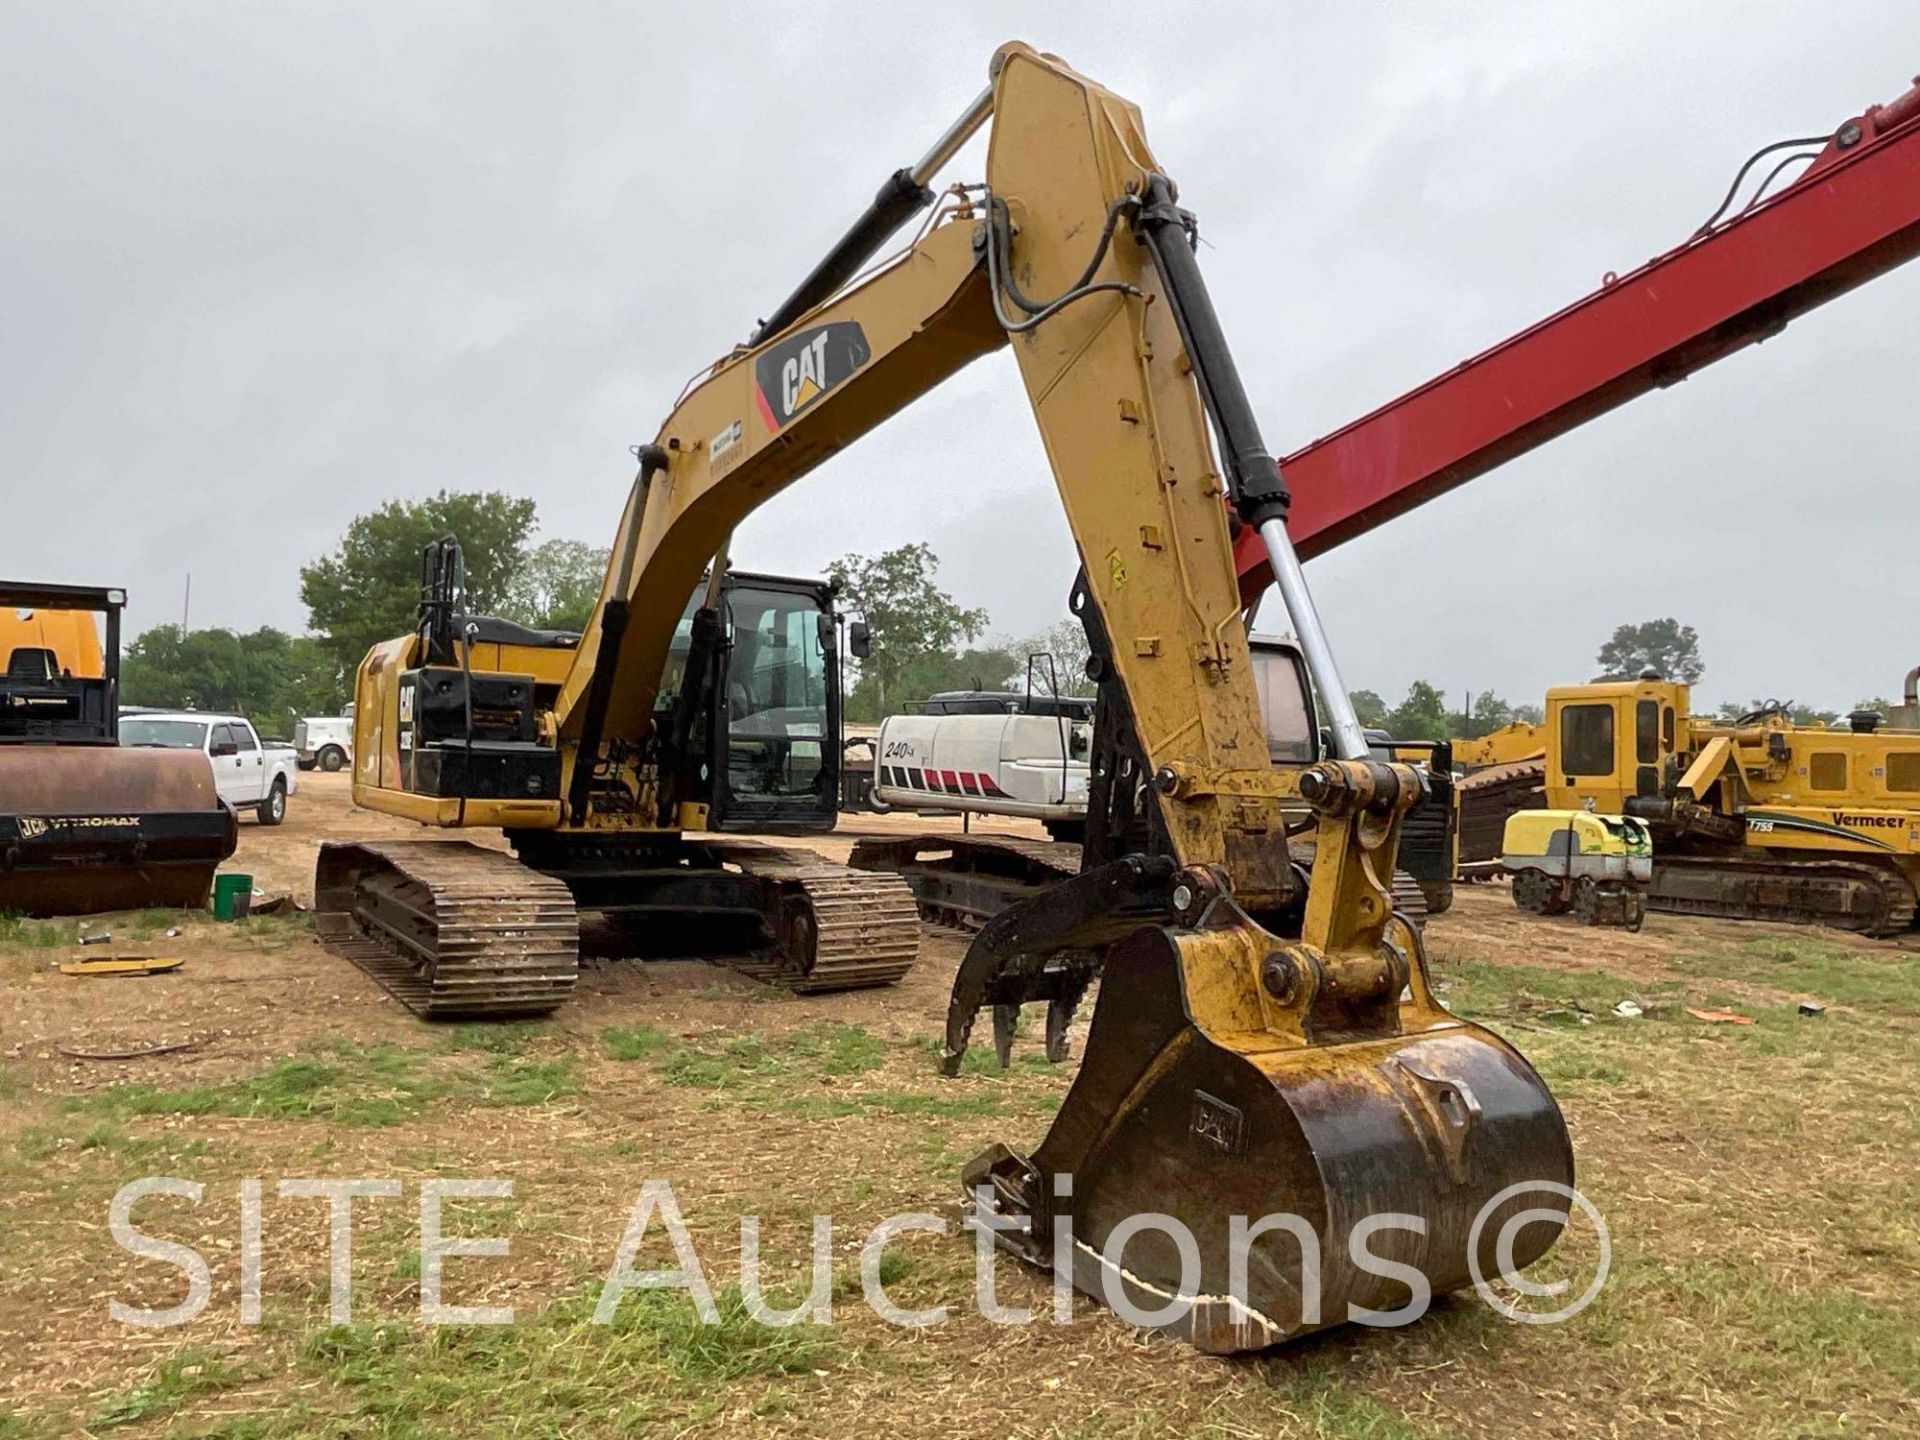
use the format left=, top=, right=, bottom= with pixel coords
left=1232, top=72, right=1920, bottom=604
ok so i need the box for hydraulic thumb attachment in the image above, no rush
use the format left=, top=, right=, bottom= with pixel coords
left=962, top=757, right=1573, bottom=1351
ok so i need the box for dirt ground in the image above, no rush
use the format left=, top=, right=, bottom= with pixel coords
left=0, top=774, right=1915, bottom=1437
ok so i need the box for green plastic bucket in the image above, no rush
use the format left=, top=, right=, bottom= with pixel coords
left=211, top=872, right=253, bottom=920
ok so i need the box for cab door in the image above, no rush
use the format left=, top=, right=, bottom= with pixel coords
left=1551, top=700, right=1629, bottom=814
left=230, top=722, right=266, bottom=800
left=207, top=722, right=254, bottom=807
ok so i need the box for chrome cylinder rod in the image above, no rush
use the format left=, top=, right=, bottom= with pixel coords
left=1258, top=517, right=1369, bottom=761
left=911, top=84, right=994, bottom=186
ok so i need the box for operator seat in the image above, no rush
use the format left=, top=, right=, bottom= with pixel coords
left=5, top=647, right=57, bottom=682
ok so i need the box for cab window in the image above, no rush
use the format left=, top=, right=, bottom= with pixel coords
left=1808, top=752, right=1847, bottom=792
left=1635, top=700, right=1659, bottom=764
left=1249, top=644, right=1315, bottom=763
left=1886, top=752, right=1920, bottom=794
left=1560, top=704, right=1615, bottom=777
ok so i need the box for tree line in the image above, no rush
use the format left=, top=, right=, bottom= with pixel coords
left=117, top=494, right=1882, bottom=741
left=122, top=491, right=608, bottom=735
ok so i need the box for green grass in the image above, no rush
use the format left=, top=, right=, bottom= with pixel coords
left=658, top=1048, right=735, bottom=1089
left=90, top=1347, right=241, bottom=1429
left=1671, top=934, right=1920, bottom=1010
left=917, top=1033, right=1062, bottom=1077
left=844, top=1089, right=1042, bottom=1120
left=1268, top=1365, right=1440, bottom=1440
left=599, top=1018, right=1066, bottom=1120
left=477, top=1054, right=579, bottom=1106
left=1435, top=958, right=1681, bottom=1018
left=785, top=1023, right=886, bottom=1076
left=601, top=1024, right=671, bottom=1061
left=61, top=1041, right=578, bottom=1130
left=0, top=912, right=72, bottom=949
left=648, top=1027, right=880, bottom=1090
left=1583, top=1252, right=1920, bottom=1407
left=0, top=1406, right=57, bottom=1440
left=446, top=1020, right=548, bottom=1055
left=287, top=1284, right=850, bottom=1434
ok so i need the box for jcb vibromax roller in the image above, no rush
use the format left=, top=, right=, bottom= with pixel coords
left=0, top=582, right=236, bottom=915
left=319, top=41, right=1572, bottom=1349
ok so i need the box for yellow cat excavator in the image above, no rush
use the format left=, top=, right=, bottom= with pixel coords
left=316, top=42, right=1570, bottom=1349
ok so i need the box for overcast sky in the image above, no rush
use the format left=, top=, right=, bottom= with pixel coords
left=3, top=2, right=1915, bottom=712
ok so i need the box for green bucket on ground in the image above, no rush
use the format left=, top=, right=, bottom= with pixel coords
left=211, top=872, right=253, bottom=920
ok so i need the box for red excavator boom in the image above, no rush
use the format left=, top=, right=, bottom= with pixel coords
left=1235, top=73, right=1920, bottom=608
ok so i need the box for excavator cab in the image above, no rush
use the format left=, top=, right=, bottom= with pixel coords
left=654, top=573, right=846, bottom=834
left=1545, top=679, right=1686, bottom=814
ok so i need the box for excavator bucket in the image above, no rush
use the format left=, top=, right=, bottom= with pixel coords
left=0, top=748, right=237, bottom=915
left=964, top=864, right=1572, bottom=1351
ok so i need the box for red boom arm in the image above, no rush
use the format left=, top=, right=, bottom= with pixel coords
left=1235, top=74, right=1920, bottom=609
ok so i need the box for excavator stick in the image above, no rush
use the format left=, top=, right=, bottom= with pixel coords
left=0, top=739, right=237, bottom=916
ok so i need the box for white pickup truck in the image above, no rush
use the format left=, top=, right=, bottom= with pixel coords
left=120, top=711, right=300, bottom=824
left=294, top=712, right=353, bottom=772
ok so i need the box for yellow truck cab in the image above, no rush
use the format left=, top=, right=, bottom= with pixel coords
left=1544, top=678, right=1685, bottom=814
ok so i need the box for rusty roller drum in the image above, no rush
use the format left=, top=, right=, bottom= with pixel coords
left=965, top=920, right=1573, bottom=1353
left=0, top=748, right=237, bottom=915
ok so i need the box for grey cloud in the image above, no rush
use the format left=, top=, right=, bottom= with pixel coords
left=2, top=1, right=1914, bottom=713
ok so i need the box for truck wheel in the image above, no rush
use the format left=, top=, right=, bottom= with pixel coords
left=296, top=757, right=316, bottom=771
left=318, top=746, right=346, bottom=773
left=257, top=779, right=287, bottom=827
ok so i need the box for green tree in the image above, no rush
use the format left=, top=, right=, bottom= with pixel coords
left=1383, top=680, right=1451, bottom=741
left=1594, top=618, right=1704, bottom=685
left=121, top=626, right=345, bottom=736
left=504, top=538, right=610, bottom=632
left=1513, top=702, right=1545, bottom=726
left=300, top=490, right=537, bottom=674
left=1347, top=689, right=1388, bottom=729
left=1012, top=619, right=1095, bottom=699
left=826, top=544, right=989, bottom=716
left=844, top=644, right=1023, bottom=723
left=1715, top=699, right=1839, bottom=727
left=1453, top=690, right=1517, bottom=740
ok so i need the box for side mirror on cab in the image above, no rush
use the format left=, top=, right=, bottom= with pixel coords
left=848, top=621, right=872, bottom=661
